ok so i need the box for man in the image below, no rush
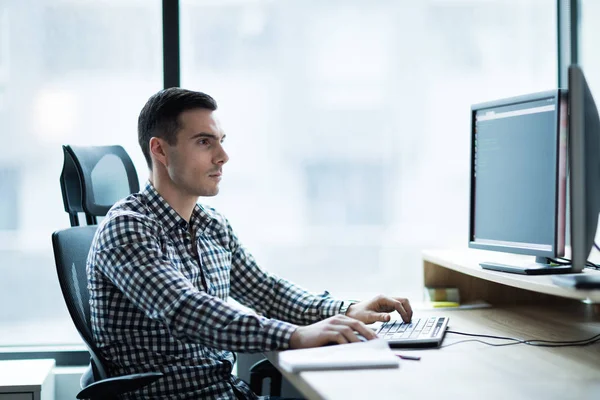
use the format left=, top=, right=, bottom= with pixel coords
left=87, top=88, right=413, bottom=399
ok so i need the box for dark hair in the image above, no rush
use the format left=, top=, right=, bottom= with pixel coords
left=138, top=87, right=217, bottom=169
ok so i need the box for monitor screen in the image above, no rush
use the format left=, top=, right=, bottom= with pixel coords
left=469, top=91, right=567, bottom=258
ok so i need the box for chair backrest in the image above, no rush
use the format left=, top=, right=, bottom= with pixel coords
left=56, top=145, right=141, bottom=383
left=52, top=225, right=110, bottom=379
left=60, top=145, right=140, bottom=227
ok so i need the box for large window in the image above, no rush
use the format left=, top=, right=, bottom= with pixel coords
left=0, top=0, right=162, bottom=346
left=181, top=0, right=556, bottom=300
left=0, top=0, right=559, bottom=349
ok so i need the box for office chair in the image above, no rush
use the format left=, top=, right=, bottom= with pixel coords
left=53, top=145, right=161, bottom=400
left=55, top=144, right=282, bottom=397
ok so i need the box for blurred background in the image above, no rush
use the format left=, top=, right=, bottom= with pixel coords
left=0, top=0, right=596, bottom=348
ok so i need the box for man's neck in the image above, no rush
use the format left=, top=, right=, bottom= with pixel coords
left=149, top=176, right=197, bottom=223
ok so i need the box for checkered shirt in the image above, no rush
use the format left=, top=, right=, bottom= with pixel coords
left=86, top=182, right=343, bottom=399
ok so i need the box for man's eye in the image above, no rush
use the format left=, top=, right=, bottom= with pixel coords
left=198, top=139, right=209, bottom=145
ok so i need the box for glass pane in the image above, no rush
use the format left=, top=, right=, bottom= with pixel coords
left=581, top=0, right=600, bottom=94
left=0, top=0, right=162, bottom=346
left=181, top=0, right=556, bottom=301
left=580, top=0, right=600, bottom=244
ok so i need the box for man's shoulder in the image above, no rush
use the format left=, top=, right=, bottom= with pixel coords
left=97, top=193, right=158, bottom=239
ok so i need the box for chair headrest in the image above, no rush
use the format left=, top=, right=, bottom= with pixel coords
left=60, top=145, right=140, bottom=218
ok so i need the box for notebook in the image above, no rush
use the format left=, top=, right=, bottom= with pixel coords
left=276, top=338, right=399, bottom=373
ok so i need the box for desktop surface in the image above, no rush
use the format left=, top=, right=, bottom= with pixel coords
left=267, top=305, right=600, bottom=400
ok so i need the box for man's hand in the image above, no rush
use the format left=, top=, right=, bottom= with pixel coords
left=345, top=295, right=413, bottom=324
left=289, top=315, right=378, bottom=349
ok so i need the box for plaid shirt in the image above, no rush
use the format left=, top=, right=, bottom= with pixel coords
left=87, top=182, right=343, bottom=399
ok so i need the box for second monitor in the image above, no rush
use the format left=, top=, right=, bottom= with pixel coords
left=469, top=90, right=573, bottom=275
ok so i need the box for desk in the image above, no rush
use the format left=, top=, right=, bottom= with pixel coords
left=0, top=359, right=55, bottom=400
left=266, top=249, right=600, bottom=400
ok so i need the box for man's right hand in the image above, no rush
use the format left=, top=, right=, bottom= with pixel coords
left=289, top=315, right=378, bottom=349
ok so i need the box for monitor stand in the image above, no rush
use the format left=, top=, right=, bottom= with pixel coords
left=480, top=256, right=576, bottom=275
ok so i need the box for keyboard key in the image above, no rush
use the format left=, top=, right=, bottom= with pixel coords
left=379, top=323, right=393, bottom=334
left=400, top=330, right=413, bottom=339
left=413, top=319, right=425, bottom=331
left=409, top=330, right=421, bottom=339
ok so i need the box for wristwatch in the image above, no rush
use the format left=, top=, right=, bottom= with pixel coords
left=339, top=300, right=358, bottom=315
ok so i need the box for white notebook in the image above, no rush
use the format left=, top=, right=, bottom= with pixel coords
left=276, top=339, right=400, bottom=373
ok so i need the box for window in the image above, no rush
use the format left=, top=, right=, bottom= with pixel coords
left=181, top=0, right=556, bottom=299
left=580, top=0, right=600, bottom=243
left=0, top=0, right=162, bottom=347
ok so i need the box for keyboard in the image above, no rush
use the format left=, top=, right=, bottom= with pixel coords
left=376, top=316, right=449, bottom=348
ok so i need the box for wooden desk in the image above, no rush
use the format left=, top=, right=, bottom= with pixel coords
left=266, top=250, right=600, bottom=400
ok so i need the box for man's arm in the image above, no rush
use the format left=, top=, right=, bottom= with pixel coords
left=90, top=212, right=297, bottom=352
left=225, top=219, right=343, bottom=325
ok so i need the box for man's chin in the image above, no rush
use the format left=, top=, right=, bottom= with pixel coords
left=197, top=187, right=219, bottom=197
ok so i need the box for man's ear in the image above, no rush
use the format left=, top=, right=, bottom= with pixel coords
left=149, top=137, right=168, bottom=168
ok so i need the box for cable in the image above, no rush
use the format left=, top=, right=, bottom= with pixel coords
left=549, top=242, right=600, bottom=268
left=548, top=258, right=571, bottom=266
left=550, top=257, right=600, bottom=270
left=442, top=339, right=521, bottom=348
left=444, top=330, right=600, bottom=348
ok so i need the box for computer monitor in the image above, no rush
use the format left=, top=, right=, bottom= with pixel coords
left=469, top=90, right=573, bottom=275
left=568, top=65, right=600, bottom=272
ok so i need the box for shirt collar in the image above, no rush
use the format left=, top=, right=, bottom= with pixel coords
left=141, top=181, right=216, bottom=234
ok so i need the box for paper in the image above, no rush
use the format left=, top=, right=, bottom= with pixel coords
left=277, top=339, right=400, bottom=373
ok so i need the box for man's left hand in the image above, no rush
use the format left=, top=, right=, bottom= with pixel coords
left=345, top=295, right=413, bottom=324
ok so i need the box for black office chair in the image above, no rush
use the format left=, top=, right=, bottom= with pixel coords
left=55, top=144, right=282, bottom=397
left=53, top=145, right=161, bottom=399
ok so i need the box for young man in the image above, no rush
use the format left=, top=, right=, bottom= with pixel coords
left=87, top=88, right=413, bottom=399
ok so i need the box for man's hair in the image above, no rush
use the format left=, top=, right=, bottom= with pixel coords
left=138, top=87, right=217, bottom=169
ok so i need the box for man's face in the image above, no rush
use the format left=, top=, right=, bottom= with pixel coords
left=163, top=108, right=229, bottom=197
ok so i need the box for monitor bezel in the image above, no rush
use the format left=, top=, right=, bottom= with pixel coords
left=468, top=90, right=567, bottom=258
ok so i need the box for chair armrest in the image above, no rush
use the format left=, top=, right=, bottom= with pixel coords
left=77, top=372, right=163, bottom=400
left=249, top=358, right=282, bottom=396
